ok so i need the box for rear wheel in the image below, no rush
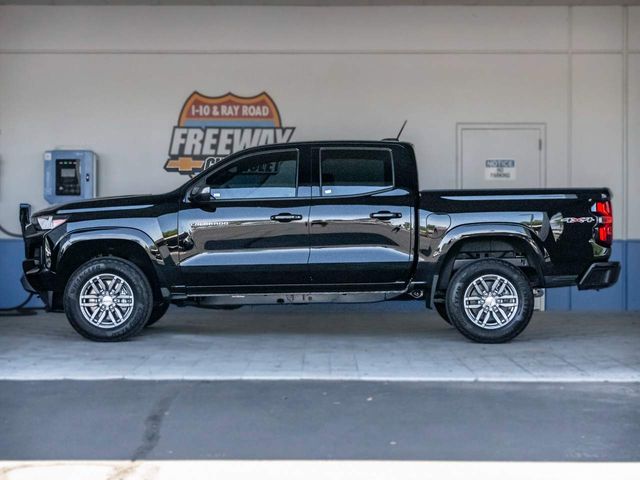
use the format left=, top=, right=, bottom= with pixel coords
left=63, top=257, right=153, bottom=342
left=446, top=259, right=533, bottom=343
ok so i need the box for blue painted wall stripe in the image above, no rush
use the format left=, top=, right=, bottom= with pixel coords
left=0, top=238, right=638, bottom=311
left=545, top=284, right=571, bottom=311
left=0, top=239, right=44, bottom=309
left=625, top=240, right=640, bottom=311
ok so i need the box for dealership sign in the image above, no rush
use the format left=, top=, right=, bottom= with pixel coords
left=164, top=91, right=295, bottom=176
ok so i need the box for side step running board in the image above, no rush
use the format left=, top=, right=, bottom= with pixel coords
left=188, top=291, right=408, bottom=307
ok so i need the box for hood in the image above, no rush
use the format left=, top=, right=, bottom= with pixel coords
left=33, top=193, right=172, bottom=217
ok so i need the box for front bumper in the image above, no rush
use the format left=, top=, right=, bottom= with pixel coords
left=19, top=203, right=65, bottom=311
left=577, top=262, right=620, bottom=290
left=21, top=260, right=57, bottom=310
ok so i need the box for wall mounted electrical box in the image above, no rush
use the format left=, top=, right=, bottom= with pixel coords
left=44, top=150, right=97, bottom=204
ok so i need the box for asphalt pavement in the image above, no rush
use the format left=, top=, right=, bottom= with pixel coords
left=1, top=380, right=638, bottom=461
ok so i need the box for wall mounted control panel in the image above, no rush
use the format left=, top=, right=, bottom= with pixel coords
left=44, top=150, right=97, bottom=204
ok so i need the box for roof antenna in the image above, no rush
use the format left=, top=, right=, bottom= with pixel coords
left=395, top=120, right=407, bottom=140
left=382, top=120, right=408, bottom=141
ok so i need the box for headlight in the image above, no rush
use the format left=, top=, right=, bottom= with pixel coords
left=35, top=215, right=67, bottom=230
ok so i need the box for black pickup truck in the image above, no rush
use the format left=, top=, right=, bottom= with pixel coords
left=20, top=141, right=619, bottom=343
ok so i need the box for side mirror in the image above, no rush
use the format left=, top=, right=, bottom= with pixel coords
left=189, top=186, right=213, bottom=204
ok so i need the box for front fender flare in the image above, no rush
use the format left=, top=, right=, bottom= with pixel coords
left=55, top=227, right=164, bottom=269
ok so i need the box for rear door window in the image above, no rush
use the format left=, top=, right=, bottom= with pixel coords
left=320, top=148, right=394, bottom=197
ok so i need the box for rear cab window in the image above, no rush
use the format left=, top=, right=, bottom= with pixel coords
left=320, top=148, right=394, bottom=197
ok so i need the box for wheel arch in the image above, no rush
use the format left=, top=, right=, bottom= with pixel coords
left=54, top=228, right=167, bottom=304
left=433, top=223, right=546, bottom=294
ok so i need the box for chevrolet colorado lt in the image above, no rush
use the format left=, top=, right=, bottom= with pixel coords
left=20, top=141, right=620, bottom=343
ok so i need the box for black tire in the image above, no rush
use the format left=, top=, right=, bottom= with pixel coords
left=446, top=259, right=534, bottom=343
left=63, top=257, right=153, bottom=342
left=434, top=301, right=451, bottom=325
left=145, top=301, right=170, bottom=327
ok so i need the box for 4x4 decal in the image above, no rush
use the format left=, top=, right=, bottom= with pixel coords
left=561, top=216, right=596, bottom=224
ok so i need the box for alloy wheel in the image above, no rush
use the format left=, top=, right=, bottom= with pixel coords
left=462, top=274, right=519, bottom=329
left=78, top=273, right=135, bottom=328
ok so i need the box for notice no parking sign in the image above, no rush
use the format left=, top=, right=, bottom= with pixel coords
left=485, top=159, right=516, bottom=181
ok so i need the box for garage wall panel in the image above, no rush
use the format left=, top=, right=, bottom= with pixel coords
left=570, top=54, right=623, bottom=239
left=571, top=6, right=623, bottom=51
left=0, top=5, right=569, bottom=53
left=628, top=54, right=640, bottom=310
left=0, top=52, right=568, bottom=232
left=567, top=52, right=627, bottom=311
left=629, top=6, right=640, bottom=50
left=628, top=54, right=640, bottom=240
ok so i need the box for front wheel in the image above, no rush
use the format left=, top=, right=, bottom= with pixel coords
left=446, top=259, right=534, bottom=343
left=434, top=301, right=451, bottom=325
left=145, top=301, right=170, bottom=327
left=63, top=257, right=153, bottom=342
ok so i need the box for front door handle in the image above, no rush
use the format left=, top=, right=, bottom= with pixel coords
left=270, top=213, right=303, bottom=223
left=370, top=211, right=402, bottom=220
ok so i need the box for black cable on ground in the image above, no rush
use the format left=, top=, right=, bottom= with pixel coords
left=0, top=293, right=42, bottom=316
left=0, top=293, right=34, bottom=312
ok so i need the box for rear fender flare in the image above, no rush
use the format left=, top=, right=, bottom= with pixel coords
left=433, top=223, right=547, bottom=290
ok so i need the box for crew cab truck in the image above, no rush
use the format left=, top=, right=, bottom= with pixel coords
left=20, top=141, right=620, bottom=343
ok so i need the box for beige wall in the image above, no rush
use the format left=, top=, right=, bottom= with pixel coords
left=0, top=5, right=638, bottom=239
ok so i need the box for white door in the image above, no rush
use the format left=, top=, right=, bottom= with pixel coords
left=458, top=123, right=546, bottom=309
left=459, top=125, right=545, bottom=189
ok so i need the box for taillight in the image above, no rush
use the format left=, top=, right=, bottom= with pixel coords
left=594, top=200, right=613, bottom=247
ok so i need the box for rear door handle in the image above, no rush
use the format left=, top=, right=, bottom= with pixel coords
left=370, top=211, right=402, bottom=220
left=270, top=213, right=303, bottom=223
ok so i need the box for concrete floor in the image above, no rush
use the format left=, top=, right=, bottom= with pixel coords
left=1, top=380, right=639, bottom=461
left=2, top=306, right=639, bottom=463
left=1, top=306, right=639, bottom=381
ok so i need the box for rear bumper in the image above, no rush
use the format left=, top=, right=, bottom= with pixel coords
left=577, top=262, right=620, bottom=291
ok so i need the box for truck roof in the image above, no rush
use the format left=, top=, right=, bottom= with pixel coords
left=239, top=139, right=414, bottom=151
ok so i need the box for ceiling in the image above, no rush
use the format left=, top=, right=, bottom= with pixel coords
left=1, top=1, right=639, bottom=6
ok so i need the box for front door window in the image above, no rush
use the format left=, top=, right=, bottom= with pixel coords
left=207, top=150, right=298, bottom=200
